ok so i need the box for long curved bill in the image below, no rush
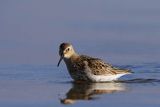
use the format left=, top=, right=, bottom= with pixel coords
left=57, top=56, right=63, bottom=67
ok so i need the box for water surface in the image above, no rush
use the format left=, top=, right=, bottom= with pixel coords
left=0, top=63, right=160, bottom=107
left=0, top=0, right=160, bottom=107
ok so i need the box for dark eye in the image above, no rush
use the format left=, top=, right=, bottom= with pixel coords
left=67, top=48, right=70, bottom=51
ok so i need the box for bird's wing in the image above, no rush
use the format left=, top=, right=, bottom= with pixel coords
left=81, top=55, right=131, bottom=75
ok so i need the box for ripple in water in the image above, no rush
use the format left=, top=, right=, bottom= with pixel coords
left=116, top=63, right=160, bottom=83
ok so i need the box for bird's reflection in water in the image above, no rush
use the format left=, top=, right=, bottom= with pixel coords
left=60, top=82, right=127, bottom=104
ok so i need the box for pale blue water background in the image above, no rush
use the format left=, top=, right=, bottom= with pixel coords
left=0, top=0, right=160, bottom=107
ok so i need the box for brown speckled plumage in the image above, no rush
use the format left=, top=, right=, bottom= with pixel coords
left=57, top=43, right=131, bottom=82
left=66, top=55, right=130, bottom=77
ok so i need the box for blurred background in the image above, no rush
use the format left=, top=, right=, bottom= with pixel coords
left=1, top=1, right=160, bottom=107
left=1, top=0, right=160, bottom=65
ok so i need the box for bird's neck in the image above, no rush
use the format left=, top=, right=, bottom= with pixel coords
left=64, top=53, right=79, bottom=63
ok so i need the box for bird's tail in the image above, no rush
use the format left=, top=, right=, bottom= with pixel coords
left=112, top=68, right=133, bottom=74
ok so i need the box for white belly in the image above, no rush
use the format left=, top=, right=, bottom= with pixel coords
left=87, top=73, right=127, bottom=82
left=84, top=66, right=129, bottom=82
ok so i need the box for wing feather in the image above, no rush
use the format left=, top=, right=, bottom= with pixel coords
left=80, top=55, right=131, bottom=75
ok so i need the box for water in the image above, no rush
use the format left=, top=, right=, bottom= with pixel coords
left=1, top=0, right=160, bottom=107
left=0, top=63, right=160, bottom=107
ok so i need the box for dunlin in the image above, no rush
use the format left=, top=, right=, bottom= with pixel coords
left=57, top=43, right=131, bottom=82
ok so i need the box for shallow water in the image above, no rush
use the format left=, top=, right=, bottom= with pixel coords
left=1, top=0, right=160, bottom=107
left=0, top=63, right=160, bottom=107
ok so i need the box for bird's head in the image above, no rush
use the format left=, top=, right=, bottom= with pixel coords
left=57, top=43, right=76, bottom=67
